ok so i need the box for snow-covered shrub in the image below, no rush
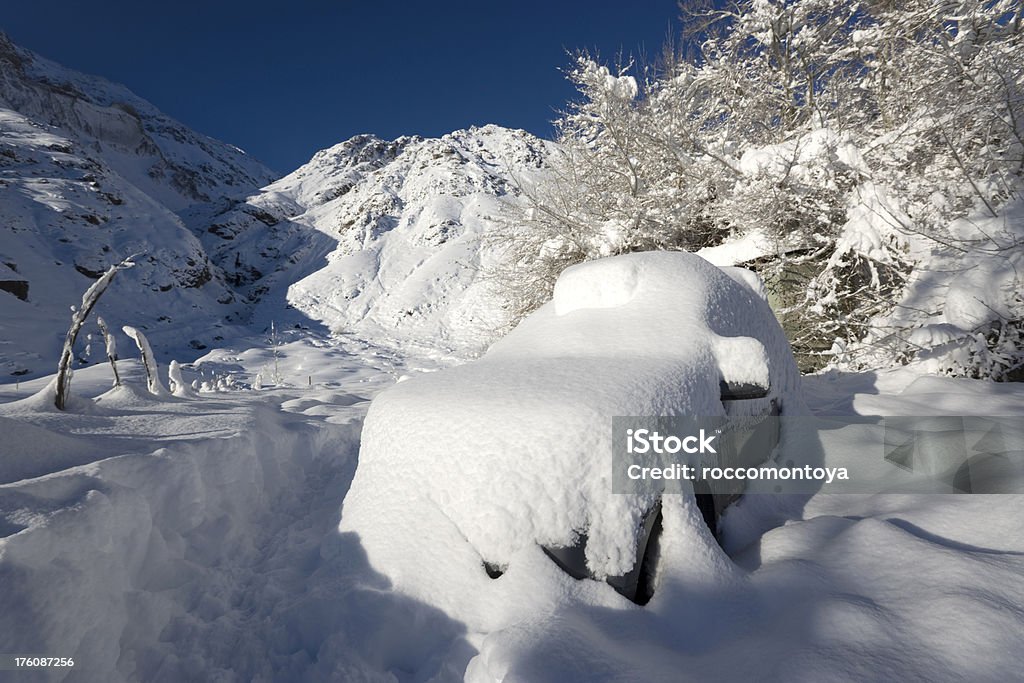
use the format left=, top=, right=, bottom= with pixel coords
left=503, top=0, right=1023, bottom=375
left=895, top=261, right=1024, bottom=380
left=195, top=371, right=241, bottom=393
left=168, top=360, right=195, bottom=398
left=949, top=321, right=1024, bottom=381
left=266, top=321, right=285, bottom=386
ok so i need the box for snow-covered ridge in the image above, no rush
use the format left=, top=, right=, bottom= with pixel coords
left=0, top=32, right=276, bottom=210
left=201, top=124, right=554, bottom=358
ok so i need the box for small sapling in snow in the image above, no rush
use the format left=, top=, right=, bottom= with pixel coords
left=123, top=325, right=169, bottom=397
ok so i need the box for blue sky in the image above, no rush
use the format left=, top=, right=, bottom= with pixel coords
left=0, top=1, right=680, bottom=174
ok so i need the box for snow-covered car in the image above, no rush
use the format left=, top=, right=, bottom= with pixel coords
left=341, top=251, right=802, bottom=612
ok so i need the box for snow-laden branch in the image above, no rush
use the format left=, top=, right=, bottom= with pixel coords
left=123, top=325, right=169, bottom=397
left=96, top=316, right=120, bottom=387
left=54, top=255, right=137, bottom=410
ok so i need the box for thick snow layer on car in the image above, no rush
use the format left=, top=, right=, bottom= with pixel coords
left=341, top=251, right=802, bottom=622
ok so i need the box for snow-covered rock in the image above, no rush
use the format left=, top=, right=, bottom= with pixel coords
left=341, top=251, right=802, bottom=625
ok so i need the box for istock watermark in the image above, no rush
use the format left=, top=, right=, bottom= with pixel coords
left=612, top=415, right=1024, bottom=495
left=625, top=427, right=719, bottom=454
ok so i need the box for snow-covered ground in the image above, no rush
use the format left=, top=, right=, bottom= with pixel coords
left=0, top=338, right=470, bottom=682
left=1, top=330, right=1022, bottom=682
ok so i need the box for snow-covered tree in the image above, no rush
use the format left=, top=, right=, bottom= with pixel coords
left=493, top=57, right=653, bottom=317
left=502, top=0, right=1023, bottom=374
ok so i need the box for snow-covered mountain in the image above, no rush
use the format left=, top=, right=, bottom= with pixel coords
left=0, top=33, right=554, bottom=381
left=197, top=125, right=553, bottom=358
left=0, top=33, right=278, bottom=379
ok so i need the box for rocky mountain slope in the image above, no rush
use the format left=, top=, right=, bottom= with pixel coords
left=0, top=33, right=278, bottom=379
left=198, top=125, right=552, bottom=357
left=0, top=33, right=274, bottom=210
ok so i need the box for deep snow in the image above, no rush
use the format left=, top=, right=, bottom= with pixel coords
left=3, top=268, right=1023, bottom=681
left=0, top=341, right=472, bottom=682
